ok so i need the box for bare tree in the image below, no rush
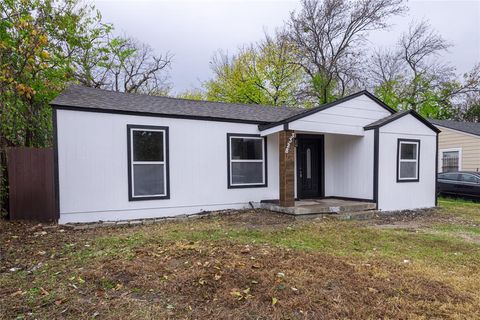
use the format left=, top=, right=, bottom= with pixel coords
left=287, top=0, right=406, bottom=104
left=75, top=36, right=172, bottom=94
left=370, top=20, right=480, bottom=117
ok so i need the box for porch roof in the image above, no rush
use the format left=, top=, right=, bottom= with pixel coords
left=364, top=109, right=440, bottom=133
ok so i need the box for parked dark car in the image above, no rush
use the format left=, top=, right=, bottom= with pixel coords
left=437, top=171, right=480, bottom=201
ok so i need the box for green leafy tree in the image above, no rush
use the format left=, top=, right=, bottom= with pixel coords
left=176, top=89, right=205, bottom=101
left=205, top=33, right=303, bottom=107
left=461, top=93, right=480, bottom=122
left=0, top=0, right=109, bottom=212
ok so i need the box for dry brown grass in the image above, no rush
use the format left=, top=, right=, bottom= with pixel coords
left=1, top=200, right=479, bottom=319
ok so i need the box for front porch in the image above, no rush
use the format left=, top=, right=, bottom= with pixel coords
left=259, top=198, right=376, bottom=216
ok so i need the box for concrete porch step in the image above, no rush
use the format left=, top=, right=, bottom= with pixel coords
left=256, top=198, right=376, bottom=219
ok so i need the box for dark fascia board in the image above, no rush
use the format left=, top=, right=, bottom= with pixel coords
left=364, top=109, right=441, bottom=133
left=51, top=104, right=269, bottom=125
left=258, top=90, right=396, bottom=131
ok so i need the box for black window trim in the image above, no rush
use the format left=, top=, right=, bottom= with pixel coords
left=396, top=138, right=420, bottom=183
left=127, top=124, right=170, bottom=201
left=227, top=133, right=268, bottom=189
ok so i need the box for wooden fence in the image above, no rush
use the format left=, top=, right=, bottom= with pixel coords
left=7, top=147, right=57, bottom=222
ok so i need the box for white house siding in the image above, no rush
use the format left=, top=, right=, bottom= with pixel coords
left=377, top=114, right=437, bottom=211
left=324, top=131, right=374, bottom=200
left=56, top=109, right=279, bottom=223
left=288, top=95, right=391, bottom=136
left=289, top=94, right=388, bottom=200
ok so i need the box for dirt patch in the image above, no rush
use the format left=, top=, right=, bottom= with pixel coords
left=219, top=209, right=295, bottom=230
left=369, top=207, right=476, bottom=230
left=1, top=214, right=478, bottom=319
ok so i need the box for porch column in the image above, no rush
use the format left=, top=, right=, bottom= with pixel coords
left=279, top=130, right=295, bottom=207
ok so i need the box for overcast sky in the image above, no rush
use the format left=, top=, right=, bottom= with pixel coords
left=93, top=0, right=480, bottom=94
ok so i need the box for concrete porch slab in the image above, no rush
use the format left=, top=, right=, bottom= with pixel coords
left=257, top=198, right=376, bottom=216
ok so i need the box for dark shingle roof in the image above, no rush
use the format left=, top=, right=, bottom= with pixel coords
left=50, top=85, right=306, bottom=123
left=364, top=110, right=440, bottom=133
left=364, top=111, right=410, bottom=129
left=429, top=119, right=480, bottom=136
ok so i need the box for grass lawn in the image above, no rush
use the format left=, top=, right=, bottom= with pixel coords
left=1, top=198, right=479, bottom=319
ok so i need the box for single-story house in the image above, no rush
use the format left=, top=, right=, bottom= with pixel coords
left=429, top=119, right=480, bottom=173
left=51, top=85, right=440, bottom=224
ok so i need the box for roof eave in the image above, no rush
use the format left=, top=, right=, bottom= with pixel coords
left=51, top=103, right=270, bottom=125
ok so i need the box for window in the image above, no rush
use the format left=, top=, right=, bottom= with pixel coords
left=397, top=139, right=420, bottom=182
left=440, top=149, right=461, bottom=172
left=127, top=125, right=169, bottom=200
left=438, top=172, right=459, bottom=181
left=227, top=134, right=267, bottom=188
left=459, top=173, right=480, bottom=184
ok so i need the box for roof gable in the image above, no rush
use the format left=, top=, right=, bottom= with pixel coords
left=258, top=91, right=395, bottom=131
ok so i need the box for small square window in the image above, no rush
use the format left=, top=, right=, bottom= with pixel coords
left=397, top=139, right=420, bottom=182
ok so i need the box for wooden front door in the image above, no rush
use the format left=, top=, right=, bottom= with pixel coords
left=296, top=135, right=324, bottom=199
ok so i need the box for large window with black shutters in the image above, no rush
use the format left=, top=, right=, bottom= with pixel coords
left=227, top=134, right=267, bottom=188
left=127, top=125, right=169, bottom=200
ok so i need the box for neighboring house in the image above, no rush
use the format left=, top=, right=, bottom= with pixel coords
left=429, top=119, right=480, bottom=173
left=50, top=85, right=439, bottom=223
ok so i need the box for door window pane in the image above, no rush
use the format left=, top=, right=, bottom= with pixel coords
left=306, top=148, right=312, bottom=179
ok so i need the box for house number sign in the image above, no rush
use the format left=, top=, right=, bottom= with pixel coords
left=284, top=132, right=296, bottom=154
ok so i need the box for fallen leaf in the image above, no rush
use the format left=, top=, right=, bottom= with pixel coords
left=272, top=297, right=278, bottom=306
left=10, top=290, right=23, bottom=297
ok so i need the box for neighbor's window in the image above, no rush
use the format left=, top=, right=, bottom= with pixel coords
left=228, top=134, right=267, bottom=188
left=441, top=150, right=460, bottom=172
left=397, top=139, right=420, bottom=182
left=128, top=125, right=169, bottom=200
